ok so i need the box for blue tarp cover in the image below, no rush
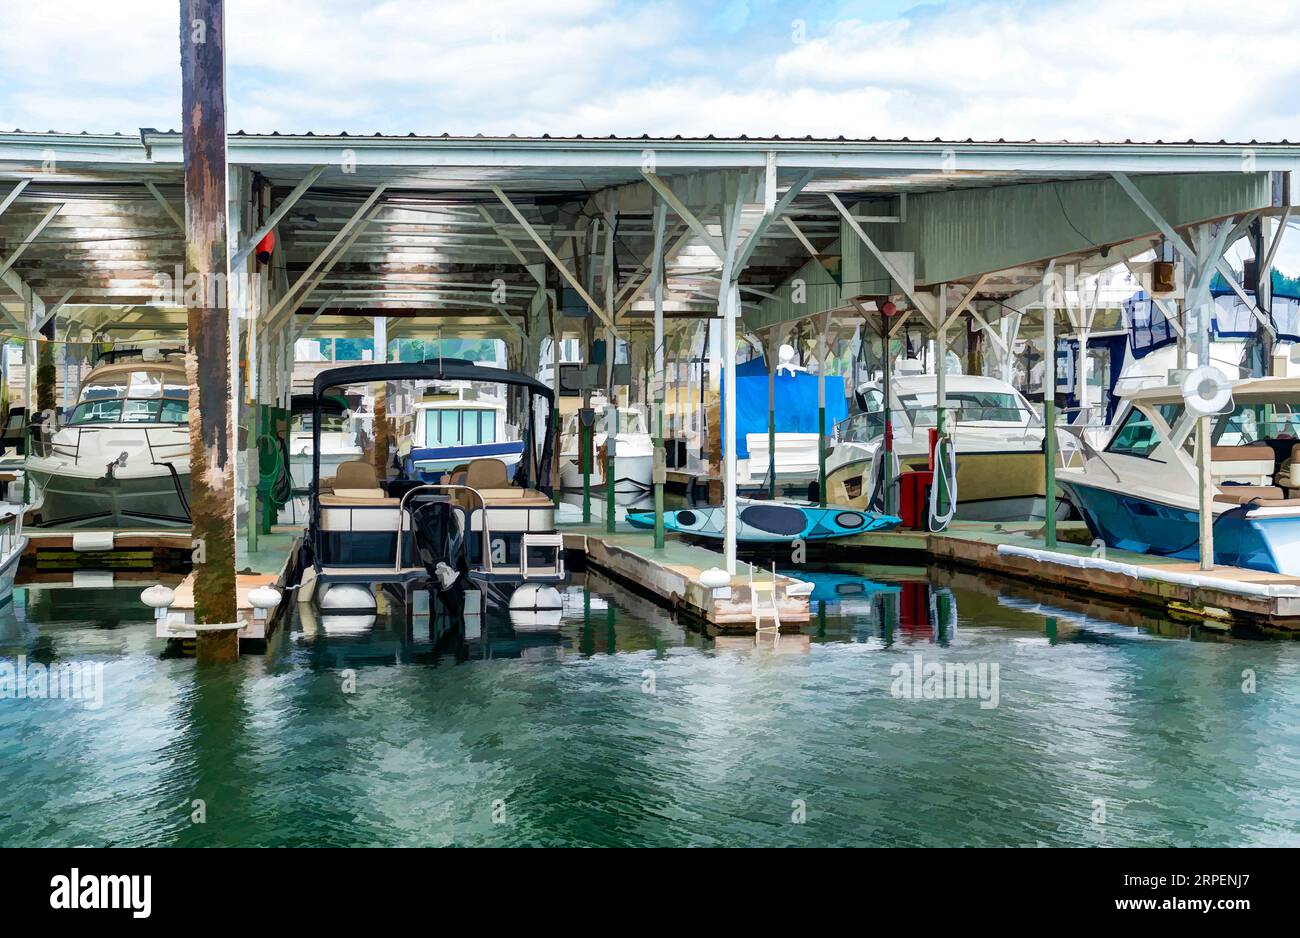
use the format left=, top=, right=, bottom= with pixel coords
left=722, top=358, right=847, bottom=458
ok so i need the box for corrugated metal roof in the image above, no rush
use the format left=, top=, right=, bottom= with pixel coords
left=3, top=129, right=1297, bottom=146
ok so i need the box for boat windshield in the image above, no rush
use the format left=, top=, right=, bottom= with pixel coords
left=293, top=413, right=350, bottom=434
left=1214, top=402, right=1300, bottom=445
left=68, top=370, right=189, bottom=425
left=898, top=390, right=1033, bottom=426
left=836, top=411, right=885, bottom=443
left=424, top=407, right=499, bottom=446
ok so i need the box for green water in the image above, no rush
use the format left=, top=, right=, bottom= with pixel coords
left=0, top=567, right=1297, bottom=847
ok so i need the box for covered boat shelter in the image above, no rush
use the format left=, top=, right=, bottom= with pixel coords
left=0, top=17, right=1296, bottom=658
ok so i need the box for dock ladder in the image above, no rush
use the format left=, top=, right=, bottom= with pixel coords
left=749, top=561, right=782, bottom=635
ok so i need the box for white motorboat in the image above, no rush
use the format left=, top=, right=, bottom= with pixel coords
left=825, top=371, right=1072, bottom=521
left=1057, top=375, right=1300, bottom=574
left=559, top=395, right=653, bottom=503
left=25, top=349, right=190, bottom=527
left=0, top=508, right=26, bottom=603
left=400, top=386, right=523, bottom=483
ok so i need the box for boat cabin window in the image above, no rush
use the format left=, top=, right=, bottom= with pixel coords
left=293, top=413, right=349, bottom=434
left=1213, top=402, right=1300, bottom=445
left=898, top=391, right=1029, bottom=425
left=1106, top=406, right=1162, bottom=458
left=425, top=408, right=497, bottom=446
left=69, top=371, right=189, bottom=425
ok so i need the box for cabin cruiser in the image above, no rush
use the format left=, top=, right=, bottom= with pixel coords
left=824, top=372, right=1071, bottom=521
left=1057, top=376, right=1300, bottom=575
left=298, top=359, right=566, bottom=626
left=25, top=349, right=190, bottom=526
left=400, top=386, right=522, bottom=483
left=558, top=395, right=653, bottom=503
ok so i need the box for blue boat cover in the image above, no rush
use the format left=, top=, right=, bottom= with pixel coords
left=721, top=357, right=847, bottom=458
left=1125, top=291, right=1178, bottom=359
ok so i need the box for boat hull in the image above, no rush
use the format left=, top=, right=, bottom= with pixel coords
left=406, top=441, right=524, bottom=481
left=826, top=449, right=1066, bottom=522
left=0, top=534, right=25, bottom=602
left=25, top=465, right=190, bottom=526
left=1060, top=480, right=1300, bottom=575
left=560, top=453, right=653, bottom=503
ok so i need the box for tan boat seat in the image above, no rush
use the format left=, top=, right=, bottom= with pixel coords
left=1211, top=445, right=1273, bottom=461
left=475, top=488, right=555, bottom=507
left=1278, top=443, right=1300, bottom=490
left=323, top=459, right=387, bottom=499
left=1215, top=485, right=1290, bottom=506
left=1210, top=444, right=1275, bottom=486
left=319, top=492, right=400, bottom=508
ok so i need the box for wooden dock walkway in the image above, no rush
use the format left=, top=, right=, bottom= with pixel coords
left=560, top=525, right=811, bottom=632
left=158, top=528, right=301, bottom=643
left=563, top=516, right=1300, bottom=631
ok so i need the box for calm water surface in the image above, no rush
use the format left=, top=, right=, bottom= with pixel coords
left=0, top=566, right=1296, bottom=847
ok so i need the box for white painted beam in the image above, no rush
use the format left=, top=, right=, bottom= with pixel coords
left=0, top=204, right=63, bottom=282
left=230, top=164, right=326, bottom=267
left=265, top=185, right=387, bottom=325
left=143, top=181, right=184, bottom=231
left=640, top=171, right=727, bottom=258
left=490, top=184, right=617, bottom=335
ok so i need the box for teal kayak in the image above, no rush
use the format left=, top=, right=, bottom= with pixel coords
left=626, top=499, right=900, bottom=542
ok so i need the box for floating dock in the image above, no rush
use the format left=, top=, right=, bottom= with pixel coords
left=157, top=528, right=301, bottom=643
left=562, top=525, right=811, bottom=632
left=23, top=528, right=194, bottom=571
left=831, top=520, right=1300, bottom=631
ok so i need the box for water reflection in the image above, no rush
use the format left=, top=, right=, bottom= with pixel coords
left=0, top=569, right=1297, bottom=847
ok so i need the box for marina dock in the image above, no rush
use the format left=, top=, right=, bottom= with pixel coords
left=831, top=519, right=1300, bottom=630
left=561, top=524, right=811, bottom=631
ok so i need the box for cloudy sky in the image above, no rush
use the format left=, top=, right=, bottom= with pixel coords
left=1, top=0, right=1297, bottom=142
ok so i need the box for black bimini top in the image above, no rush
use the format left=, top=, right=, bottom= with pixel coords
left=312, top=358, right=554, bottom=401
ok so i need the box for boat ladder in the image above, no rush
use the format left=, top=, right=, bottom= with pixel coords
left=749, top=561, right=782, bottom=634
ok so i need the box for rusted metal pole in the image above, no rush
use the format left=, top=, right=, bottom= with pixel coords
left=181, top=0, right=238, bottom=663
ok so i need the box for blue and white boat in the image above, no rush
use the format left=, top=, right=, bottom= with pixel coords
left=402, top=390, right=524, bottom=483
left=627, top=498, right=900, bottom=542
left=1057, top=376, right=1300, bottom=575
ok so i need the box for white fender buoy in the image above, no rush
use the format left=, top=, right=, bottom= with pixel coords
left=140, top=584, right=175, bottom=609
left=509, top=583, right=563, bottom=629
left=699, top=568, right=730, bottom=588
left=140, top=584, right=176, bottom=624
left=319, top=582, right=376, bottom=612
left=248, top=585, right=282, bottom=610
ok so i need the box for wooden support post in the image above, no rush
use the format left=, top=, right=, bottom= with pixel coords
left=181, top=0, right=238, bottom=663
left=36, top=315, right=55, bottom=418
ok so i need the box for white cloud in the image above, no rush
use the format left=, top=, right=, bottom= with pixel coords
left=0, top=0, right=1296, bottom=143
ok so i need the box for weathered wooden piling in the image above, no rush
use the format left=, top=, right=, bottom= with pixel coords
left=181, top=0, right=238, bottom=663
